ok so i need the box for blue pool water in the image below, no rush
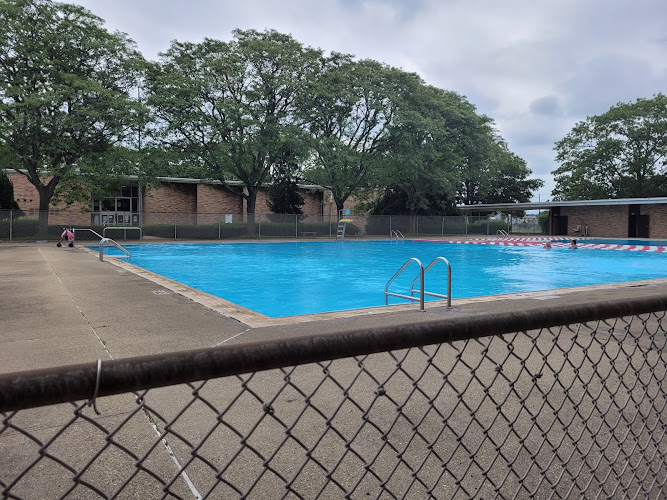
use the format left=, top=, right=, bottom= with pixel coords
left=102, top=241, right=667, bottom=317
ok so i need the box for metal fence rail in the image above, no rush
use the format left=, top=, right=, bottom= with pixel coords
left=2, top=297, right=666, bottom=499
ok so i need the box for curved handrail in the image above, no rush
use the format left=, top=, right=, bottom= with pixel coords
left=410, top=256, right=452, bottom=308
left=391, top=230, right=405, bottom=240
left=72, top=228, right=103, bottom=246
left=103, top=226, right=142, bottom=243
left=385, top=258, right=424, bottom=310
left=99, top=238, right=130, bottom=261
left=496, top=229, right=509, bottom=236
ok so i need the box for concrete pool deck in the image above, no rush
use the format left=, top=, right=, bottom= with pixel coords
left=3, top=239, right=667, bottom=373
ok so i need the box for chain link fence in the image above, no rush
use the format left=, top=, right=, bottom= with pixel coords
left=0, top=209, right=535, bottom=242
left=1, top=297, right=666, bottom=499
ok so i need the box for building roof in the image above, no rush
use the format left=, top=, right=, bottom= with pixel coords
left=457, top=197, right=667, bottom=212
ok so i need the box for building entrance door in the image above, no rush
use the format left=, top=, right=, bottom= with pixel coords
left=628, top=205, right=649, bottom=238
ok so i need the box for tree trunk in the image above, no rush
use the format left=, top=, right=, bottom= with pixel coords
left=37, top=185, right=52, bottom=237
left=409, top=207, right=418, bottom=235
left=26, top=171, right=59, bottom=237
left=246, top=189, right=258, bottom=236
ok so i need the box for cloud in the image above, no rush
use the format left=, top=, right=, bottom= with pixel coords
left=529, top=96, right=562, bottom=117
left=560, top=54, right=667, bottom=118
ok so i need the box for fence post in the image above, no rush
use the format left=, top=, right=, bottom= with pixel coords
left=218, top=216, right=221, bottom=240
left=295, top=214, right=298, bottom=239
left=389, top=215, right=392, bottom=238
left=465, top=217, right=468, bottom=236
left=9, top=210, right=12, bottom=242
left=174, top=215, right=177, bottom=240
left=441, top=217, right=445, bottom=236
left=416, top=217, right=419, bottom=236
left=258, top=215, right=261, bottom=240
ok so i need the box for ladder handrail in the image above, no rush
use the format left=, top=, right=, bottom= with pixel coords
left=496, top=229, right=509, bottom=236
left=103, top=226, right=142, bottom=243
left=410, top=256, right=451, bottom=308
left=72, top=228, right=103, bottom=246
left=385, top=258, right=424, bottom=310
left=99, top=238, right=130, bottom=261
left=391, top=229, right=404, bottom=240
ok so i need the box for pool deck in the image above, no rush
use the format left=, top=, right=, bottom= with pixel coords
left=3, top=239, right=667, bottom=373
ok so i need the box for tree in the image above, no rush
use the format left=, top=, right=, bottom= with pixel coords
left=298, top=56, right=400, bottom=215
left=481, top=140, right=543, bottom=204
left=144, top=30, right=321, bottom=232
left=266, top=140, right=306, bottom=214
left=0, top=0, right=145, bottom=233
left=0, top=168, right=19, bottom=211
left=371, top=82, right=464, bottom=224
left=553, top=94, right=667, bottom=200
left=456, top=121, right=543, bottom=207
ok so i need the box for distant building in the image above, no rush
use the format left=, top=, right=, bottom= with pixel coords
left=6, top=170, right=340, bottom=226
left=459, top=198, right=667, bottom=239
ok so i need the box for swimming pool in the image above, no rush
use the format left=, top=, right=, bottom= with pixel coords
left=104, top=241, right=667, bottom=317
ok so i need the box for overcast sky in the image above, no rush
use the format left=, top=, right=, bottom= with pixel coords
left=68, top=0, right=667, bottom=199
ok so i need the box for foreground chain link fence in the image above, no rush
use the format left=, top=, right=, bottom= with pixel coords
left=1, top=298, right=666, bottom=499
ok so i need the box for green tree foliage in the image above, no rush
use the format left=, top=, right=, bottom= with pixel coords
left=0, top=168, right=19, bottom=211
left=369, top=76, right=542, bottom=216
left=457, top=122, right=543, bottom=206
left=538, top=211, right=549, bottom=233
left=368, top=82, right=464, bottom=228
left=144, top=30, right=321, bottom=230
left=298, top=55, right=400, bottom=214
left=553, top=94, right=667, bottom=200
left=266, top=141, right=306, bottom=214
left=266, top=165, right=305, bottom=215
left=0, top=0, right=145, bottom=232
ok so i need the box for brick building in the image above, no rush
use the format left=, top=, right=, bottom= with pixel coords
left=459, top=198, right=667, bottom=239
left=6, top=171, right=330, bottom=226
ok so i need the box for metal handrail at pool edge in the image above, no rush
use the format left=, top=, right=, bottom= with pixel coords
left=385, top=257, right=425, bottom=310
left=385, top=256, right=452, bottom=311
left=99, top=238, right=131, bottom=261
left=410, top=256, right=452, bottom=308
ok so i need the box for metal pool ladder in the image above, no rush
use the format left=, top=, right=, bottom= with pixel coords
left=385, top=256, right=452, bottom=310
left=337, top=209, right=352, bottom=240
left=98, top=238, right=131, bottom=261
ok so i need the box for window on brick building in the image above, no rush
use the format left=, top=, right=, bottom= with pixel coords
left=91, top=184, right=141, bottom=226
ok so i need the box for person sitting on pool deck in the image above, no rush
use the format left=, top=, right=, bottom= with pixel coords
left=570, top=239, right=577, bottom=249
left=57, top=228, right=74, bottom=247
left=543, top=241, right=552, bottom=249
